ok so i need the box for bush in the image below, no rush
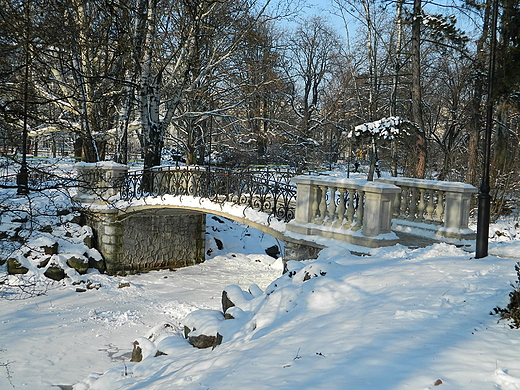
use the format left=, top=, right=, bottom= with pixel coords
left=492, top=262, right=520, bottom=328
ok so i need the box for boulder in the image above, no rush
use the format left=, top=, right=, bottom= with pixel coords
left=187, top=333, right=222, bottom=349
left=182, top=309, right=225, bottom=349
left=130, top=341, right=143, bottom=362
left=131, top=337, right=159, bottom=362
left=42, top=242, right=59, bottom=256
left=222, top=285, right=254, bottom=312
left=88, top=256, right=106, bottom=273
left=83, top=235, right=93, bottom=249
left=67, top=256, right=89, bottom=274
left=7, top=258, right=29, bottom=274
left=44, top=265, right=66, bottom=281
left=221, top=290, right=235, bottom=312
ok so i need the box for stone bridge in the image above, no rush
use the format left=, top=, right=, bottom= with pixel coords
left=74, top=162, right=477, bottom=274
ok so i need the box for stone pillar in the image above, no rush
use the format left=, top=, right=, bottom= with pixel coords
left=85, top=209, right=124, bottom=274
left=292, top=179, right=317, bottom=224
left=75, top=161, right=128, bottom=203
left=440, top=189, right=476, bottom=239
left=86, top=209, right=207, bottom=275
left=361, top=184, right=401, bottom=237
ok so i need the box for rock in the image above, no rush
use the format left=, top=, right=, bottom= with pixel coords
left=130, top=341, right=143, bottom=362
left=86, top=281, right=101, bottom=290
left=83, top=235, right=93, bottom=249
left=42, top=242, right=59, bottom=256
left=224, top=312, right=235, bottom=320
left=265, top=245, right=280, bottom=258
left=222, top=285, right=254, bottom=312
left=188, top=333, right=222, bottom=349
left=131, top=337, right=157, bottom=361
left=7, top=258, right=29, bottom=274
left=182, top=309, right=225, bottom=349
left=222, top=290, right=235, bottom=312
left=44, top=265, right=66, bottom=281
left=39, top=225, right=53, bottom=233
left=66, top=256, right=89, bottom=274
left=88, top=256, right=106, bottom=273
left=184, top=325, right=191, bottom=339
left=38, top=257, right=50, bottom=268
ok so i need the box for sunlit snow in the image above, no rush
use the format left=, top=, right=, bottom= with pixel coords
left=2, top=161, right=520, bottom=390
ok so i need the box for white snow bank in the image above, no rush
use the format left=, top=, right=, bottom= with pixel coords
left=75, top=242, right=520, bottom=390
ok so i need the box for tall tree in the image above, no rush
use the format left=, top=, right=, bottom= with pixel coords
left=411, top=0, right=427, bottom=178
left=284, top=17, right=342, bottom=167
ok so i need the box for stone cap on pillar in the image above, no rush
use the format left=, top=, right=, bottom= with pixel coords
left=75, top=161, right=129, bottom=203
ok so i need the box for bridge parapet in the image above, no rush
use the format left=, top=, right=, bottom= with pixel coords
left=287, top=176, right=401, bottom=248
left=376, top=177, right=477, bottom=241
left=120, top=165, right=297, bottom=222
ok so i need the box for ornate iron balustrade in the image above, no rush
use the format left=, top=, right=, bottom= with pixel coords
left=119, top=165, right=298, bottom=222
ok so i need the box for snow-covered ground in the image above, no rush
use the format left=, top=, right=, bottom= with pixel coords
left=3, top=160, right=520, bottom=389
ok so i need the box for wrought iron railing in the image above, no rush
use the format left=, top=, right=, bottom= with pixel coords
left=120, top=165, right=298, bottom=222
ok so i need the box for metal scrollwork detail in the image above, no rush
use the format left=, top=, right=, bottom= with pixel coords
left=119, top=166, right=298, bottom=223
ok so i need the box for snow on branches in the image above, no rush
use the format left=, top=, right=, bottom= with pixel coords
left=348, top=116, right=405, bottom=140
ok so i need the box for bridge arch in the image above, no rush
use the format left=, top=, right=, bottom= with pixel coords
left=116, top=202, right=288, bottom=242
left=84, top=198, right=319, bottom=275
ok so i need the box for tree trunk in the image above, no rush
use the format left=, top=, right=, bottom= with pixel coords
left=466, top=0, right=492, bottom=185
left=390, top=0, right=404, bottom=177
left=411, top=0, right=426, bottom=178
left=138, top=0, right=163, bottom=172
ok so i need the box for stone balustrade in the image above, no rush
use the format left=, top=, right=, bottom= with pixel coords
left=376, top=177, right=477, bottom=241
left=286, top=176, right=402, bottom=247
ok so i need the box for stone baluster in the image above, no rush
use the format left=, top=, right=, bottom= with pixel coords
left=326, top=186, right=338, bottom=225
left=435, top=190, right=444, bottom=223
left=407, top=188, right=417, bottom=221
left=333, top=188, right=346, bottom=228
left=394, top=189, right=402, bottom=218
left=314, top=185, right=327, bottom=224
left=344, top=188, right=356, bottom=229
left=425, top=190, right=435, bottom=222
left=417, top=189, right=426, bottom=221
left=309, top=186, right=319, bottom=222
left=400, top=186, right=409, bottom=219
left=352, top=190, right=364, bottom=231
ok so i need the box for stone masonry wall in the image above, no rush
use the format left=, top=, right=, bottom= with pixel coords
left=86, top=210, right=206, bottom=274
left=121, top=212, right=206, bottom=272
